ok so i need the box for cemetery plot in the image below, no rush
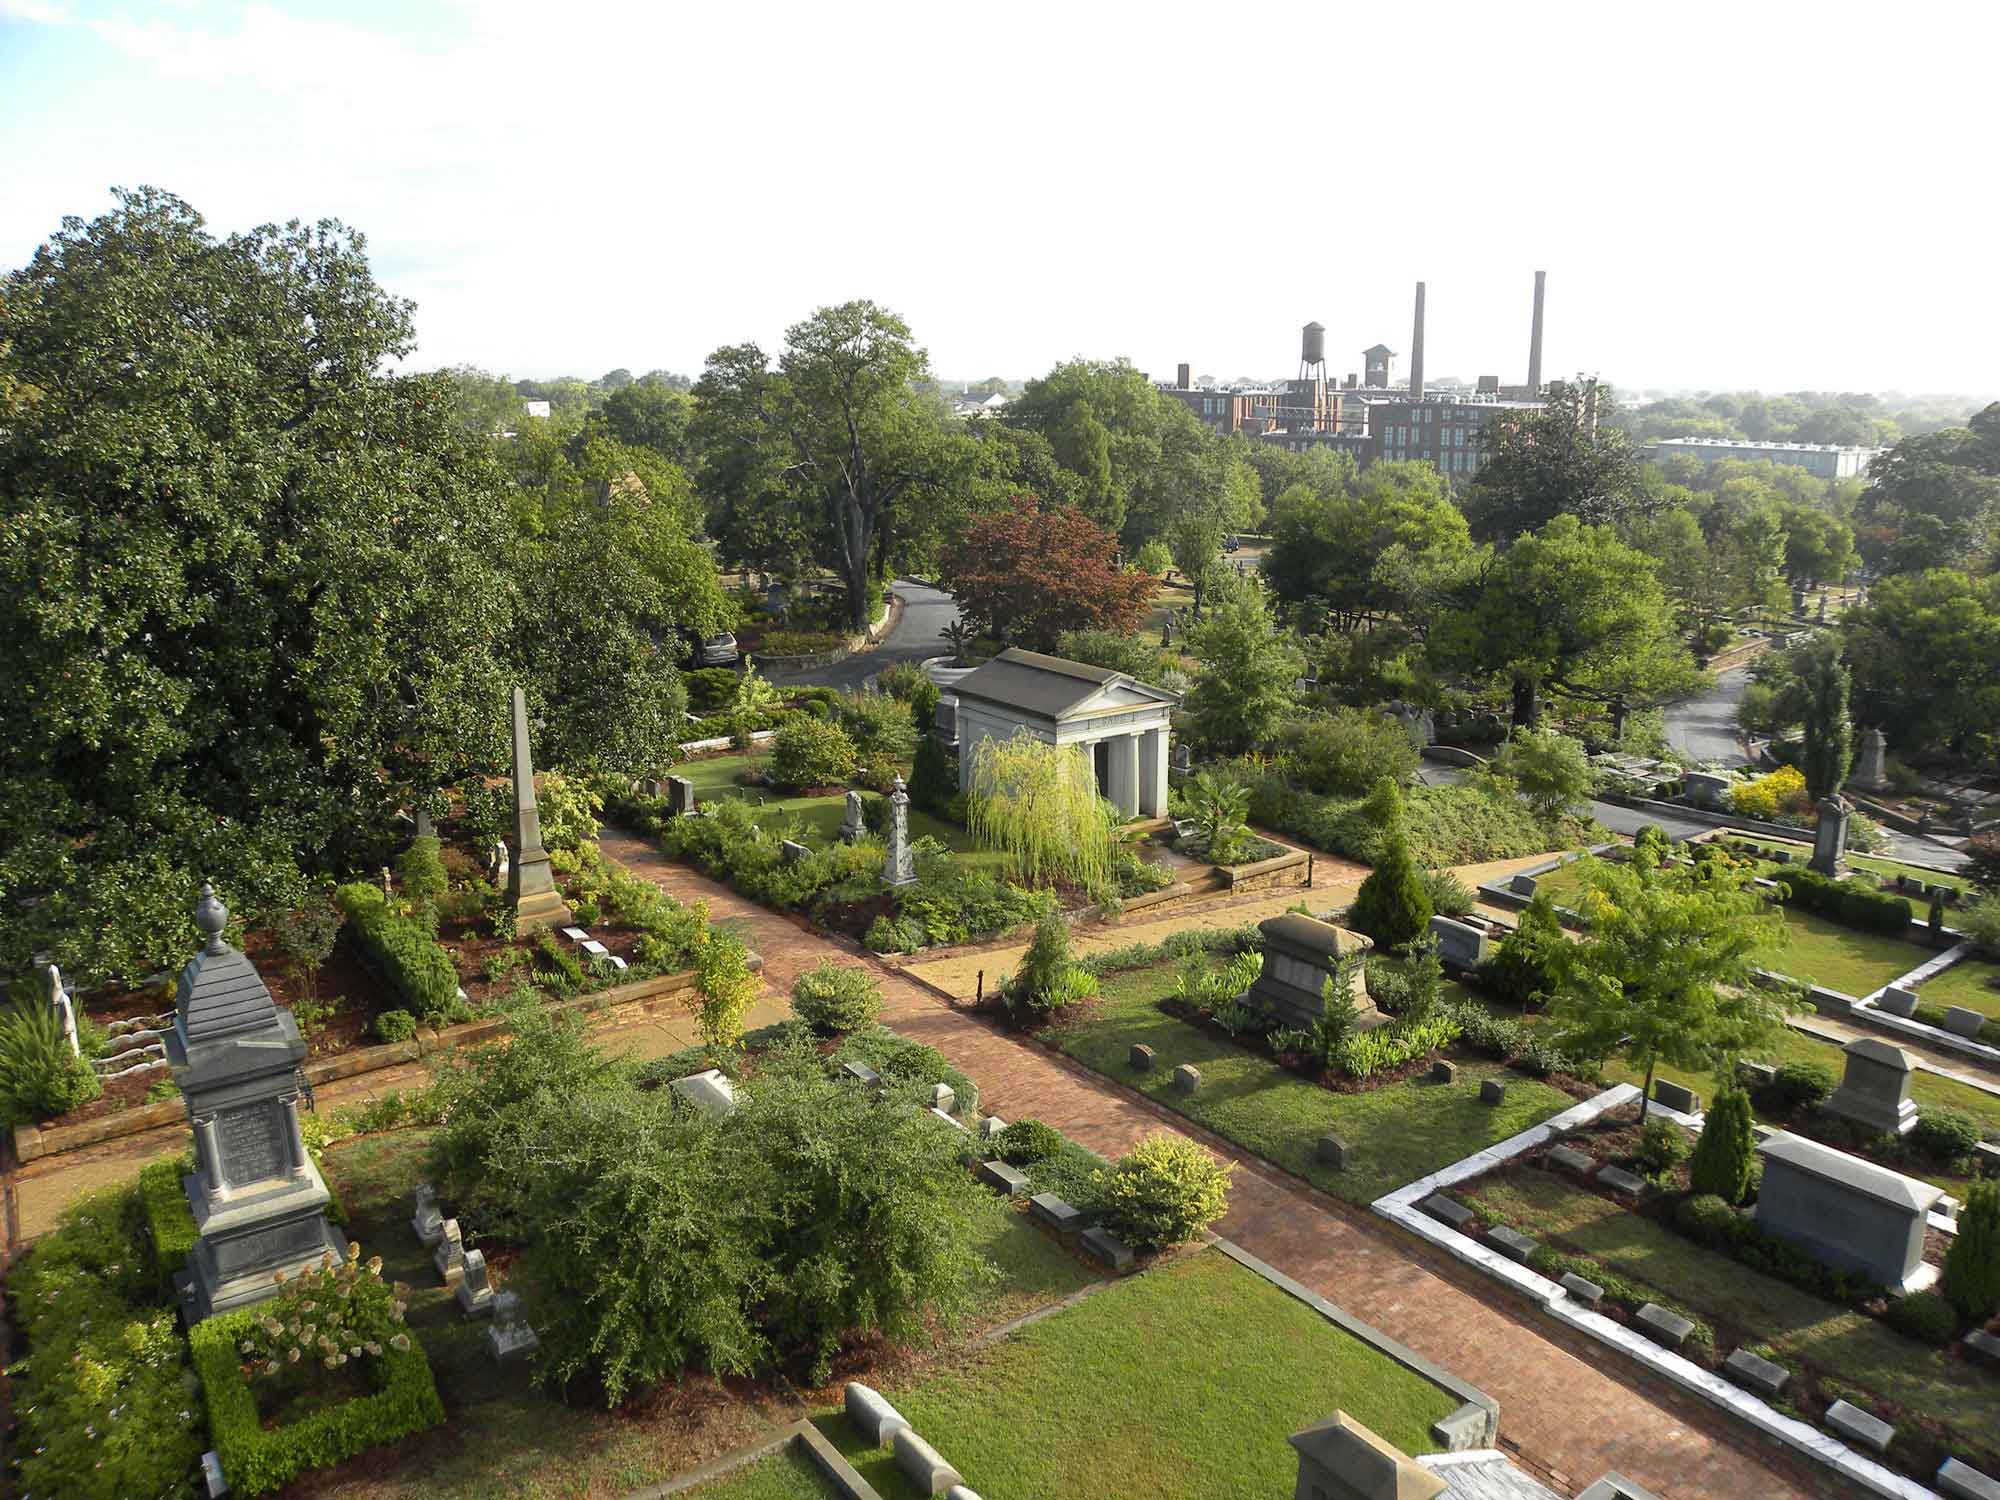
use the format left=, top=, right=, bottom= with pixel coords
left=815, top=1249, right=1459, bottom=1500
left=671, top=749, right=990, bottom=858
left=1767, top=908, right=1941, bottom=998
left=1916, top=956, right=2000, bottom=1025
left=684, top=1446, right=844, bottom=1499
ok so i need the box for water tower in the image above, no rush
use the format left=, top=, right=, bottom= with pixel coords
left=1299, top=321, right=1328, bottom=382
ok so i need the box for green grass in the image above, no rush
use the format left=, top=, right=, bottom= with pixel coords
left=1048, top=963, right=1572, bottom=1204
left=816, top=1249, right=1457, bottom=1499
left=1466, top=1172, right=2000, bottom=1474
left=684, top=1446, right=841, bottom=1499
left=309, top=1126, right=1099, bottom=1498
left=1915, top=956, right=2000, bottom=1022
left=1767, top=908, right=1929, bottom=997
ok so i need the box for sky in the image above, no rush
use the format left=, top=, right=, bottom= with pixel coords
left=3, top=0, right=1997, bottom=398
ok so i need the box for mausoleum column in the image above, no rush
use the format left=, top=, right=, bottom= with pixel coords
left=1108, top=733, right=1140, bottom=817
left=1138, top=728, right=1167, bottom=816
left=282, top=1095, right=310, bottom=1176
left=194, top=1114, right=223, bottom=1191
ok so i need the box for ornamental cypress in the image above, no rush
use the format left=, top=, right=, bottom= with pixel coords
left=1688, top=1086, right=1756, bottom=1204
left=1347, top=779, right=1433, bottom=952
left=1799, top=638, right=1852, bottom=802
left=1943, top=1180, right=2000, bottom=1323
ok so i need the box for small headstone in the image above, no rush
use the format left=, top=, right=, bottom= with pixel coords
left=1824, top=1399, right=1894, bottom=1455
left=1635, top=1303, right=1694, bottom=1349
left=1879, top=986, right=1920, bottom=1018
left=202, top=1449, right=228, bottom=1498
left=579, top=938, right=609, bottom=958
left=840, top=1060, right=883, bottom=1089
left=1548, top=1145, right=1596, bottom=1174
left=434, top=1218, right=465, bottom=1287
left=1823, top=1037, right=1919, bottom=1136
left=845, top=1382, right=910, bottom=1446
left=411, top=1184, right=444, bottom=1248
left=1724, top=1348, right=1789, bottom=1398
left=1129, top=1043, right=1156, bottom=1071
left=603, top=954, right=629, bottom=973
left=1685, top=771, right=1732, bottom=808
left=1316, top=1135, right=1348, bottom=1170
left=839, top=790, right=866, bottom=844
left=1432, top=1059, right=1459, bottom=1084
left=1967, top=1328, right=2000, bottom=1366
left=1559, top=1272, right=1603, bottom=1308
left=1029, top=1193, right=1084, bottom=1232
left=779, top=839, right=810, bottom=865
left=1809, top=795, right=1851, bottom=877
left=1487, top=1226, right=1538, bottom=1263
left=978, top=1115, right=1006, bottom=1140
left=664, top=775, right=697, bottom=817
left=1854, top=727, right=1889, bottom=790
left=892, top=1427, right=963, bottom=1494
left=1429, top=1403, right=1488, bottom=1452
left=1173, top=1063, right=1201, bottom=1093
left=670, top=1068, right=737, bottom=1120
left=1079, top=1226, right=1134, bottom=1270
left=1737, top=1060, right=1777, bottom=1090
left=1428, top=915, right=1492, bottom=969
left=1421, top=1194, right=1477, bottom=1232
left=1479, top=1078, right=1506, bottom=1105
left=1943, top=1006, right=1987, bottom=1039
left=486, top=1289, right=539, bottom=1363
left=560, top=925, right=590, bottom=943
left=929, top=1082, right=956, bottom=1115
left=1652, top=1079, right=1699, bottom=1114
left=1597, top=1165, right=1647, bottom=1197
left=1770, top=849, right=1792, bottom=864
left=976, top=1159, right=1029, bottom=1195
left=454, top=1248, right=495, bottom=1316
left=1936, top=1458, right=2000, bottom=1500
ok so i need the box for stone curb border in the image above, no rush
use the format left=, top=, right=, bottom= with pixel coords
left=616, top=1418, right=883, bottom=1500
left=1205, top=1234, right=1499, bottom=1448
left=1372, top=1083, right=1943, bottom=1500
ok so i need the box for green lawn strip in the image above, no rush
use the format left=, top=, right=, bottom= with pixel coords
left=314, top=1128, right=1096, bottom=1499
left=1733, top=836, right=1969, bottom=894
left=1048, top=963, right=1572, bottom=1206
left=1464, top=1172, right=2000, bottom=1470
left=1915, top=956, right=2000, bottom=1023
left=1768, top=908, right=1931, bottom=997
left=815, top=1249, right=1456, bottom=1500
left=683, top=1445, right=841, bottom=1499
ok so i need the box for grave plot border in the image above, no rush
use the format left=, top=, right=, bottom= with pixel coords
left=622, top=1418, right=884, bottom=1500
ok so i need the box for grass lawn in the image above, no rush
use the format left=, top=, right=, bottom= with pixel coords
left=308, top=1126, right=1099, bottom=1499
left=1767, top=908, right=1929, bottom=997
left=1466, top=1171, right=2000, bottom=1476
left=1915, top=955, right=2000, bottom=1023
left=1048, top=963, right=1573, bottom=1205
left=685, top=1447, right=840, bottom=1499
left=816, top=1249, right=1457, bottom=1499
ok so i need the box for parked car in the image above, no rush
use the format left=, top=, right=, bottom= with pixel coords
left=1222, top=535, right=1241, bottom=553
left=691, top=632, right=739, bottom=667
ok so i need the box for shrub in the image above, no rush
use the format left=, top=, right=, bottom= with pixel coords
left=1961, top=891, right=2000, bottom=958
left=1004, top=913, right=1101, bottom=1014
left=1183, top=769, right=1252, bottom=864
left=770, top=716, right=859, bottom=791
left=687, top=666, right=743, bottom=715
left=691, top=931, right=759, bottom=1051
left=0, top=995, right=102, bottom=1124
left=836, top=691, right=919, bottom=762
left=1422, top=868, right=1475, bottom=918
left=1966, top=831, right=2000, bottom=894
left=1096, top=1133, right=1233, bottom=1248
left=1943, top=1180, right=2000, bottom=1322
left=1056, top=628, right=1164, bottom=681
left=1637, top=1116, right=1689, bottom=1173
left=537, top=771, right=604, bottom=850
left=1765, top=1059, right=1836, bottom=1111
left=1776, top=867, right=1913, bottom=935
left=374, top=1008, right=419, bottom=1043
left=139, top=1156, right=199, bottom=1295
left=1487, top=728, right=1598, bottom=821
left=1913, top=1107, right=1982, bottom=1163
left=994, top=1118, right=1065, bottom=1166
left=1674, top=1192, right=1741, bottom=1248
left=1479, top=895, right=1564, bottom=1006
left=1332, top=1015, right=1460, bottom=1079
left=533, top=929, right=587, bottom=994
left=789, top=961, right=883, bottom=1035
left=833, top=1024, right=978, bottom=1119
left=1689, top=1088, right=1756, bottom=1204
left=1884, top=1289, right=1958, bottom=1345
left=1728, top=765, right=1809, bottom=820
left=1346, top=780, right=1432, bottom=950
left=874, top=660, right=929, bottom=700
left=334, top=883, right=460, bottom=1023
left=271, top=888, right=346, bottom=1006
left=909, top=730, right=957, bottom=816
left=1277, top=708, right=1418, bottom=796
left=395, top=834, right=449, bottom=927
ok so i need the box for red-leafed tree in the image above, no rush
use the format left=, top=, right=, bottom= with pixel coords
left=939, top=496, right=1157, bottom=650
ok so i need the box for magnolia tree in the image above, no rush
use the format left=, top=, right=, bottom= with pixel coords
left=967, top=732, right=1115, bottom=894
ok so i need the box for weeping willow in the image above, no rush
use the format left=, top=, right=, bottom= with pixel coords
left=967, top=732, right=1114, bottom=894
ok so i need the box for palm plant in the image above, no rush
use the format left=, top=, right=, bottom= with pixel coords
left=939, top=619, right=976, bottom=666
left=1184, top=770, right=1250, bottom=863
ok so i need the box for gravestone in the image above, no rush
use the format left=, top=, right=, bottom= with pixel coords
left=1080, top=1226, right=1134, bottom=1270
left=977, top=1159, right=1029, bottom=1195
left=1317, top=1135, right=1348, bottom=1169
left=1174, top=1063, right=1201, bottom=1093
left=845, top=1383, right=909, bottom=1447
left=41, top=961, right=80, bottom=1056
left=1548, top=1145, right=1595, bottom=1174
left=1808, top=795, right=1851, bottom=877
left=1029, top=1193, right=1084, bottom=1231
left=489, top=839, right=510, bottom=886
left=1936, top=1459, right=2000, bottom=1500
left=1878, top=985, right=1919, bottom=1018
left=165, top=886, right=346, bottom=1322
left=934, top=697, right=957, bottom=743
left=487, top=1289, right=539, bottom=1363
left=1725, top=1348, right=1789, bottom=1398
left=892, top=1428, right=963, bottom=1495
left=1755, top=1131, right=1942, bottom=1293
left=434, top=1218, right=465, bottom=1286
left=1824, top=1400, right=1894, bottom=1455
left=670, top=1068, right=738, bottom=1120
left=1427, top=915, right=1492, bottom=970
left=839, top=790, right=866, bottom=843
left=1431, top=1059, right=1458, bottom=1084
left=1636, top=1303, right=1693, bottom=1349
left=1652, top=1080, right=1700, bottom=1114
left=410, top=1184, right=444, bottom=1248
left=1172, top=741, right=1193, bottom=774
left=665, top=775, right=696, bottom=817
left=1560, top=1272, right=1603, bottom=1308
left=1684, top=771, right=1732, bottom=809
left=1488, top=1226, right=1538, bottom=1263
left=1509, top=873, right=1539, bottom=898
left=779, top=839, right=810, bottom=864
left=505, top=686, right=573, bottom=934
left=455, top=1247, right=495, bottom=1316
left=839, top=1060, right=882, bottom=1089
left=1240, top=913, right=1381, bottom=1032
left=882, top=775, right=918, bottom=888
left=1479, top=1078, right=1506, bottom=1105
left=1944, top=1007, right=1988, bottom=1039
left=201, top=1450, right=227, bottom=1499
left=1854, top=727, right=1889, bottom=790
left=1129, top=1043, right=1155, bottom=1071
left=1289, top=1411, right=1448, bottom=1500
left=1823, top=1036, right=1919, bottom=1136
left=929, top=1082, right=955, bottom=1115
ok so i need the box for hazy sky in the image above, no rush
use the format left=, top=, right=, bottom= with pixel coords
left=4, top=0, right=1995, bottom=397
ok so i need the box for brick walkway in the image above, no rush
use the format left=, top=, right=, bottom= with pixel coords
left=600, top=830, right=1841, bottom=1500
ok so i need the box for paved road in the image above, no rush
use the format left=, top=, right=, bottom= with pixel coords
left=764, top=579, right=961, bottom=692
left=1665, top=666, right=1749, bottom=765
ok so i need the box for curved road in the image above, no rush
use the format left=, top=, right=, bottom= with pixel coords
left=1664, top=666, right=1749, bottom=766
left=763, top=579, right=961, bottom=692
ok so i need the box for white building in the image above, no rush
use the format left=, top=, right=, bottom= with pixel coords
left=1644, top=437, right=1881, bottom=481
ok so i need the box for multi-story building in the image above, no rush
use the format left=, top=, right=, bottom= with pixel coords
left=1362, top=395, right=1544, bottom=480
left=1642, top=437, right=1881, bottom=481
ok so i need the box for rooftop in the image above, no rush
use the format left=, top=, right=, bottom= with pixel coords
left=1648, top=437, right=1882, bottom=455
left=950, top=647, right=1177, bottom=721
left=1756, top=1131, right=1942, bottom=1212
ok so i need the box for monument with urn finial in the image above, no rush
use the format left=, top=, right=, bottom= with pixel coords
left=166, top=884, right=347, bottom=1322
left=506, top=685, right=573, bottom=933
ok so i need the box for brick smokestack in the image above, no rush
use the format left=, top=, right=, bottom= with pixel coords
left=1408, top=281, right=1426, bottom=401
left=1176, top=362, right=1191, bottom=389
left=1527, top=270, right=1546, bottom=391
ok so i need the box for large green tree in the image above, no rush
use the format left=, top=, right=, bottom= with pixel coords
left=1464, top=381, right=1656, bottom=542
left=1265, top=460, right=1470, bottom=629
left=1183, top=582, right=1304, bottom=752
left=1797, top=636, right=1852, bottom=801
left=1842, top=569, right=2000, bottom=757
left=1859, top=405, right=1999, bottom=574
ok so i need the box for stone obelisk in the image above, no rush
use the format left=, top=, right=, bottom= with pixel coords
left=507, top=687, right=572, bottom=933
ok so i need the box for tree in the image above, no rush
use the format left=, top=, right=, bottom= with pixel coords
left=1688, top=1086, right=1756, bottom=1204
left=599, top=381, right=695, bottom=461
left=1182, top=583, right=1304, bottom=752
left=938, top=496, right=1154, bottom=650
left=967, top=732, right=1115, bottom=894
left=1463, top=382, right=1655, bottom=542
left=1486, top=728, right=1597, bottom=822
left=1168, top=509, right=1226, bottom=617
left=270, top=890, right=345, bottom=1009
left=1548, top=855, right=1795, bottom=1123
left=1429, top=517, right=1698, bottom=730
left=1265, top=461, right=1469, bottom=630
left=1858, top=406, right=1999, bottom=574
left=1842, top=570, right=2000, bottom=758
left=1777, top=503, right=1856, bottom=590
left=1797, top=636, right=1852, bottom=801
left=908, top=728, right=956, bottom=817
left=1347, top=779, right=1433, bottom=950
left=1944, top=1180, right=2000, bottom=1323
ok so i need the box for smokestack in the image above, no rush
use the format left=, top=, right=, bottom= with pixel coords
left=1527, top=270, right=1546, bottom=391
left=1408, top=281, right=1426, bottom=401
left=1176, top=361, right=1191, bottom=389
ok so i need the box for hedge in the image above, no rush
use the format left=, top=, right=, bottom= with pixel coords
left=333, top=882, right=460, bottom=1022
left=191, top=1305, right=445, bottom=1497
left=1774, top=867, right=1913, bottom=936
left=139, top=1156, right=198, bottom=1297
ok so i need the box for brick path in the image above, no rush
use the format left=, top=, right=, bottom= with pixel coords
left=599, top=830, right=1841, bottom=1500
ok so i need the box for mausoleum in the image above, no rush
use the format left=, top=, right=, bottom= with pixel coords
left=949, top=648, right=1178, bottom=818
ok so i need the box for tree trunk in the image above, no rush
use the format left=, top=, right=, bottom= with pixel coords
left=1640, top=1057, right=1655, bottom=1126
left=1511, top=676, right=1539, bottom=731
left=1611, top=695, right=1629, bottom=742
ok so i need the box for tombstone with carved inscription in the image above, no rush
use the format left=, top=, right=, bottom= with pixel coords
left=166, top=885, right=346, bottom=1323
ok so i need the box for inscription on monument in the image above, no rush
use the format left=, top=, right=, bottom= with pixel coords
left=218, top=1103, right=285, bottom=1188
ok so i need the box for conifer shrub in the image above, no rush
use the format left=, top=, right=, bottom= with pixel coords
left=1689, top=1087, right=1756, bottom=1204
left=1346, top=779, right=1433, bottom=951
left=1943, top=1180, right=2000, bottom=1323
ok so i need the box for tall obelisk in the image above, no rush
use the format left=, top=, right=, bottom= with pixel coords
left=507, top=686, right=572, bottom=932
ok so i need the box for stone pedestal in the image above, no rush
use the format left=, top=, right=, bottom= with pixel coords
left=1853, top=728, right=1888, bottom=791
left=166, top=887, right=346, bottom=1323
left=1240, top=913, right=1383, bottom=1033
left=1755, top=1131, right=1940, bottom=1294
left=505, top=686, right=573, bottom=934
left=883, top=775, right=918, bottom=887
left=1823, top=1037, right=1919, bottom=1136
left=1809, top=795, right=1851, bottom=877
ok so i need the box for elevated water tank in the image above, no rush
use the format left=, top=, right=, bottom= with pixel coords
left=1301, top=321, right=1326, bottom=366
